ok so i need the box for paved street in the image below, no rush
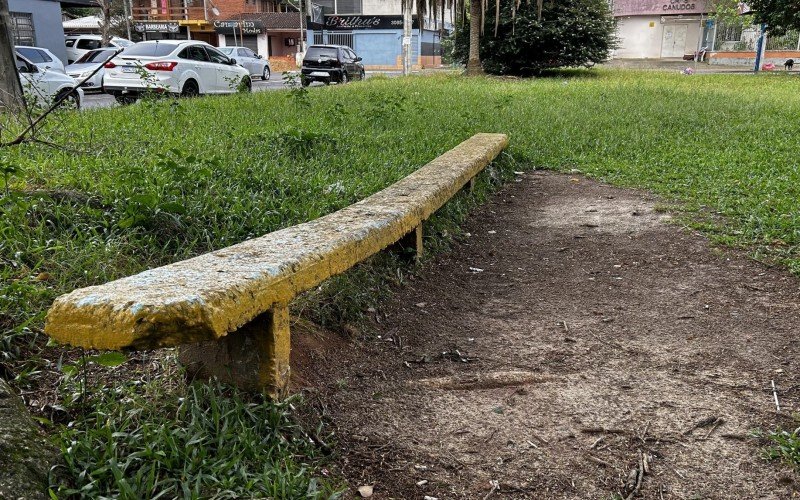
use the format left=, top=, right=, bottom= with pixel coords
left=82, top=77, right=288, bottom=109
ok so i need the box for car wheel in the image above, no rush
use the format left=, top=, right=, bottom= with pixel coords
left=54, top=89, right=80, bottom=110
left=360, top=69, right=366, bottom=80
left=301, top=77, right=310, bottom=87
left=341, top=72, right=348, bottom=84
left=181, top=79, right=200, bottom=98
left=240, top=76, right=252, bottom=93
left=262, top=66, right=270, bottom=81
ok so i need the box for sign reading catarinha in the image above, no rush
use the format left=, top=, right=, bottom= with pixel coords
left=134, top=21, right=180, bottom=33
left=213, top=20, right=265, bottom=35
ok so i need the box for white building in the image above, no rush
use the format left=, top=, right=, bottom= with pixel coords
left=612, top=0, right=712, bottom=58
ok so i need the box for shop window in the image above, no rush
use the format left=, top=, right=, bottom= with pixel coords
left=10, top=12, right=35, bottom=46
left=336, top=0, right=361, bottom=14
left=315, top=0, right=335, bottom=15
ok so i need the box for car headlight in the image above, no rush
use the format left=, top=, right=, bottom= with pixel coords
left=80, top=71, right=94, bottom=78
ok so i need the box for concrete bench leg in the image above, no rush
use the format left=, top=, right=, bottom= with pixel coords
left=468, top=176, right=476, bottom=193
left=178, top=304, right=291, bottom=398
left=393, top=224, right=423, bottom=262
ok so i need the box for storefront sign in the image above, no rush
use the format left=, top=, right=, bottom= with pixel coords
left=662, top=0, right=696, bottom=11
left=213, top=20, right=265, bottom=35
left=612, top=0, right=707, bottom=16
left=309, top=15, right=419, bottom=31
left=134, top=21, right=180, bottom=33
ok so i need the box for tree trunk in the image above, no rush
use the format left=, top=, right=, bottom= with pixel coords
left=0, top=0, right=24, bottom=112
left=100, top=0, right=111, bottom=46
left=465, top=0, right=483, bottom=75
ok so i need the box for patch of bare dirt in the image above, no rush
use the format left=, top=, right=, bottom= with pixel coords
left=292, top=172, right=800, bottom=499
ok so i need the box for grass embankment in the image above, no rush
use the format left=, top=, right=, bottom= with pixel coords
left=1, top=70, right=799, bottom=496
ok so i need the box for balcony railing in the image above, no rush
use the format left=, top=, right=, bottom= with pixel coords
left=132, top=6, right=207, bottom=21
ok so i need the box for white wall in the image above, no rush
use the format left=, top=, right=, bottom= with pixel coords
left=614, top=15, right=703, bottom=58
left=614, top=16, right=663, bottom=58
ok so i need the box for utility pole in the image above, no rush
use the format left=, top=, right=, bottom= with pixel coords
left=402, top=0, right=412, bottom=75
left=753, top=23, right=766, bottom=72
left=0, top=0, right=24, bottom=112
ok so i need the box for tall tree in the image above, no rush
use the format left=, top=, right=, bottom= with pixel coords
left=465, top=0, right=483, bottom=74
left=748, top=0, right=800, bottom=35
left=0, top=0, right=24, bottom=112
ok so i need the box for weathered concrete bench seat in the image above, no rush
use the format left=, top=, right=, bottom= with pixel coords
left=45, top=133, right=509, bottom=395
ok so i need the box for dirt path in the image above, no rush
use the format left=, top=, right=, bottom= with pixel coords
left=294, top=172, right=800, bottom=499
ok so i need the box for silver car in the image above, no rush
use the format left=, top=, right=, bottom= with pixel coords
left=219, top=46, right=270, bottom=80
left=66, top=48, right=120, bottom=91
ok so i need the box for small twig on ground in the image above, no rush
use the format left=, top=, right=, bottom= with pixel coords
left=530, top=432, right=549, bottom=445
left=561, top=321, right=569, bottom=333
left=772, top=380, right=781, bottom=412
left=623, top=450, right=648, bottom=500
left=638, top=421, right=651, bottom=444
left=590, top=436, right=604, bottom=449
left=586, top=454, right=612, bottom=468
left=702, top=418, right=725, bottom=440
left=581, top=426, right=627, bottom=435
left=483, top=480, right=500, bottom=500
left=682, top=416, right=719, bottom=436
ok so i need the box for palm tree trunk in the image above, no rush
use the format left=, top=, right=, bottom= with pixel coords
left=465, top=0, right=483, bottom=75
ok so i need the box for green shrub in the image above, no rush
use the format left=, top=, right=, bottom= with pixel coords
left=454, top=0, right=616, bottom=75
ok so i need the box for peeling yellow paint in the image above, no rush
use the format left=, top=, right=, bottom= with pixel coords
left=44, top=133, right=509, bottom=352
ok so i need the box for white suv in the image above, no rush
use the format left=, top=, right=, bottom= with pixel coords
left=102, top=40, right=251, bottom=104
left=65, top=34, right=133, bottom=64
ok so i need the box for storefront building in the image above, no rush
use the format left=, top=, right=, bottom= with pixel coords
left=214, top=13, right=303, bottom=68
left=306, top=12, right=447, bottom=70
left=612, top=0, right=713, bottom=59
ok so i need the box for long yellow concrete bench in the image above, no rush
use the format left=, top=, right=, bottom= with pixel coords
left=44, top=133, right=509, bottom=396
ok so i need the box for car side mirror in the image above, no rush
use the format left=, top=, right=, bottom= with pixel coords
left=18, top=64, right=37, bottom=74
left=229, top=58, right=237, bottom=65
left=355, top=56, right=362, bottom=62
left=257, top=54, right=263, bottom=59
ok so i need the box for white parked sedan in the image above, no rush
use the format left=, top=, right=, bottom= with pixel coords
left=219, top=46, right=270, bottom=80
left=66, top=48, right=120, bottom=91
left=102, top=40, right=251, bottom=104
left=16, top=53, right=83, bottom=109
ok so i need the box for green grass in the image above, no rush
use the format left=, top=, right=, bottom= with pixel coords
left=2, top=69, right=800, bottom=495
left=764, top=422, right=800, bottom=469
left=52, top=376, right=340, bottom=499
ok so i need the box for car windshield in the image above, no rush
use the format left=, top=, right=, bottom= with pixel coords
left=305, top=47, right=338, bottom=60
left=219, top=47, right=234, bottom=55
left=122, top=42, right=177, bottom=57
left=75, top=49, right=118, bottom=64
left=113, top=38, right=134, bottom=47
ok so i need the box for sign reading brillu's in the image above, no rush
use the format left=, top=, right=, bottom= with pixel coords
left=308, top=15, right=420, bottom=31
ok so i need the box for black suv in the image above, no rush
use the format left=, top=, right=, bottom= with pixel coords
left=301, top=45, right=365, bottom=86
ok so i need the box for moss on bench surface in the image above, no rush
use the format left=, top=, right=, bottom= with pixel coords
left=44, top=133, right=508, bottom=353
